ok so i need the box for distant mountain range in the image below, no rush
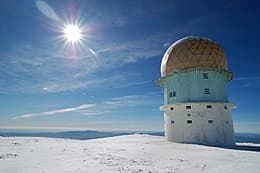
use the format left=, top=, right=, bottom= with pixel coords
left=0, top=130, right=260, bottom=143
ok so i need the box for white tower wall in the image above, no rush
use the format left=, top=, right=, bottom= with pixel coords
left=160, top=102, right=235, bottom=146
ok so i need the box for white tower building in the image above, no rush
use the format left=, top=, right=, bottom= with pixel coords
left=159, top=36, right=235, bottom=146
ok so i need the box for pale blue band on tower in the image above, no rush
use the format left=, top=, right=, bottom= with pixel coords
left=159, top=67, right=233, bottom=104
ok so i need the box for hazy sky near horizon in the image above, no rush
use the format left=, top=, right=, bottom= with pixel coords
left=0, top=0, right=260, bottom=133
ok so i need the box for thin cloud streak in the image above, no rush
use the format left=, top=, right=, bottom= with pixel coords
left=116, top=80, right=151, bottom=88
left=88, top=48, right=96, bottom=55
left=12, top=93, right=161, bottom=120
left=43, top=104, right=95, bottom=115
left=12, top=114, right=35, bottom=120
left=234, top=76, right=260, bottom=81
left=36, top=0, right=63, bottom=23
left=12, top=104, right=96, bottom=120
left=41, top=74, right=126, bottom=93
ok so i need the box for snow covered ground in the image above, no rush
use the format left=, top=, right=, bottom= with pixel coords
left=0, top=134, right=260, bottom=173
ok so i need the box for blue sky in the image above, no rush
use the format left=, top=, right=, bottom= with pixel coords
left=0, top=0, right=260, bottom=133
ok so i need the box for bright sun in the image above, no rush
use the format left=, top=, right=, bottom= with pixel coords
left=63, top=24, right=83, bottom=44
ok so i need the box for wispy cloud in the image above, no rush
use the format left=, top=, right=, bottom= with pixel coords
left=233, top=76, right=260, bottom=88
left=115, top=80, right=151, bottom=88
left=36, top=0, right=62, bottom=23
left=12, top=93, right=161, bottom=120
left=0, top=43, right=99, bottom=93
left=163, top=43, right=170, bottom=47
left=234, top=76, right=260, bottom=81
left=42, top=75, right=120, bottom=93
left=12, top=104, right=96, bottom=120
left=43, top=104, right=95, bottom=115
left=12, top=114, right=35, bottom=119
left=103, top=94, right=160, bottom=109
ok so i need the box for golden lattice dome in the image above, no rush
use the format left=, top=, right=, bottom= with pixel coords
left=161, top=36, right=227, bottom=77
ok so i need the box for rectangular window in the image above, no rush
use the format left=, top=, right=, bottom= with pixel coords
left=186, top=105, right=191, bottom=109
left=171, top=120, right=175, bottom=124
left=208, top=120, right=213, bottom=124
left=207, top=105, right=212, bottom=109
left=204, top=88, right=210, bottom=94
left=187, top=120, right=192, bottom=124
left=169, top=91, right=176, bottom=97
left=203, top=73, right=208, bottom=79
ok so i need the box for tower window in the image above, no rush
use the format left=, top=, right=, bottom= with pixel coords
left=187, top=113, right=191, bottom=117
left=169, top=91, right=176, bottom=97
left=224, top=106, right=228, bottom=110
left=171, top=120, right=175, bottom=124
left=206, top=105, right=212, bottom=109
left=203, top=73, right=208, bottom=79
left=170, top=107, right=174, bottom=110
left=187, top=120, right=192, bottom=124
left=208, top=120, right=213, bottom=124
left=204, top=88, right=210, bottom=94
left=186, top=105, right=191, bottom=109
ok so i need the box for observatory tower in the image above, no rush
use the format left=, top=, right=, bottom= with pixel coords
left=159, top=36, right=235, bottom=146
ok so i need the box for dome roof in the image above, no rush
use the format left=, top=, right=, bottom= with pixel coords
left=160, top=36, right=227, bottom=77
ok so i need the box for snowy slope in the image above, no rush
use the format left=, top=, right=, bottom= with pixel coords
left=0, top=134, right=260, bottom=173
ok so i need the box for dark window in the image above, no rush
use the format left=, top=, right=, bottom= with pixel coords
left=170, top=107, right=174, bottom=110
left=204, top=88, right=210, bottom=94
left=186, top=105, right=191, bottom=109
left=171, top=120, right=175, bottom=124
left=208, top=120, right=213, bottom=124
left=187, top=114, right=191, bottom=117
left=169, top=91, right=176, bottom=97
left=224, top=106, right=228, bottom=110
left=226, top=121, right=229, bottom=125
left=207, top=105, right=212, bottom=109
left=187, top=120, right=192, bottom=124
left=203, top=73, right=208, bottom=79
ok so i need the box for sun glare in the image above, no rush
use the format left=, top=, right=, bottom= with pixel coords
left=63, top=24, right=83, bottom=44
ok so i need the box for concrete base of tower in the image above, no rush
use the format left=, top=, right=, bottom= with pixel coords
left=160, top=102, right=236, bottom=146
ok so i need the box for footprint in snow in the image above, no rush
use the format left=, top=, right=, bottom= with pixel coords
left=0, top=154, right=19, bottom=159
